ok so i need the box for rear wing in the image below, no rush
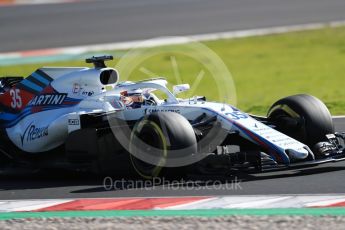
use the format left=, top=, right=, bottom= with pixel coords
left=0, top=76, right=23, bottom=93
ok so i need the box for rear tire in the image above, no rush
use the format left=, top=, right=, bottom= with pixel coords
left=129, top=112, right=197, bottom=179
left=268, top=94, right=334, bottom=149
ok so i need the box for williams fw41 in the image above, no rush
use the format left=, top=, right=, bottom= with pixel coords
left=1, top=55, right=345, bottom=178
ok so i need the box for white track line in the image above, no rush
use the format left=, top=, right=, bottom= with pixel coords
left=0, top=199, right=72, bottom=212
left=0, top=0, right=83, bottom=6
left=333, top=116, right=345, bottom=119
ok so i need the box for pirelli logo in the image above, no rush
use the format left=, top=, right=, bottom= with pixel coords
left=29, top=93, right=67, bottom=106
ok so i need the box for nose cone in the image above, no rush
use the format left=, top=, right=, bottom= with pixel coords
left=286, top=148, right=309, bottom=160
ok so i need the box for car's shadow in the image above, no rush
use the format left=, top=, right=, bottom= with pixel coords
left=1, top=163, right=344, bottom=196
left=73, top=165, right=345, bottom=194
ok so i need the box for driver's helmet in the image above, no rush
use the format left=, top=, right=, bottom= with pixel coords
left=120, top=89, right=144, bottom=109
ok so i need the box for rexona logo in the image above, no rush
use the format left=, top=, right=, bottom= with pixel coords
left=20, top=122, right=49, bottom=146
left=29, top=93, right=67, bottom=106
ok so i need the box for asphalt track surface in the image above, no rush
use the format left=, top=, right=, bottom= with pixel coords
left=0, top=118, right=344, bottom=200
left=1, top=0, right=345, bottom=53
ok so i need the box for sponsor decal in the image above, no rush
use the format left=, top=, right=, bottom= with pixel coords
left=20, top=122, right=49, bottom=146
left=68, top=119, right=80, bottom=126
left=81, top=91, right=94, bottom=96
left=145, top=108, right=180, bottom=114
left=72, top=83, right=94, bottom=96
left=72, top=83, right=82, bottom=94
left=28, top=93, right=67, bottom=106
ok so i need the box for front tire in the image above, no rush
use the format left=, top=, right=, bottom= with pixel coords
left=268, top=94, right=334, bottom=149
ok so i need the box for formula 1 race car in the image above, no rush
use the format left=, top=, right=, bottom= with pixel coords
left=1, top=55, right=345, bottom=178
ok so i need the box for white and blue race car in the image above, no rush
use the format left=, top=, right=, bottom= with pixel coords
left=0, top=55, right=344, bottom=178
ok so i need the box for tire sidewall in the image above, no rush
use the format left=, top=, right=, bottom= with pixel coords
left=268, top=94, right=334, bottom=148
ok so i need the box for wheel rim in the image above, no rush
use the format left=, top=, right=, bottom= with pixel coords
left=269, top=106, right=306, bottom=144
left=130, top=120, right=168, bottom=179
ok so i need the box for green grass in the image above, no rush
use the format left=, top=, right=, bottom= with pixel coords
left=1, top=26, right=345, bottom=115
